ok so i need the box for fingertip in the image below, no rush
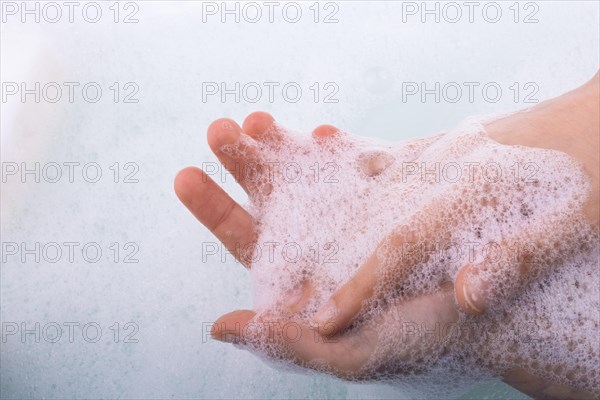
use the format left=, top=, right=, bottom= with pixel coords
left=312, top=253, right=379, bottom=336
left=207, top=118, right=242, bottom=152
left=455, top=265, right=486, bottom=316
left=310, top=299, right=341, bottom=336
left=242, top=111, right=275, bottom=139
left=318, top=321, right=340, bottom=336
left=358, top=150, right=395, bottom=177
left=312, top=124, right=340, bottom=139
left=174, top=166, right=205, bottom=203
left=285, top=280, right=313, bottom=313
left=210, top=319, right=223, bottom=340
left=211, top=309, right=256, bottom=342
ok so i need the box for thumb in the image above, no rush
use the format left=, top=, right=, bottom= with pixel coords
left=211, top=309, right=256, bottom=343
left=454, top=239, right=536, bottom=315
left=454, top=263, right=490, bottom=315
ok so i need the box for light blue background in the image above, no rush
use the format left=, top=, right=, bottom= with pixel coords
left=1, top=1, right=598, bottom=398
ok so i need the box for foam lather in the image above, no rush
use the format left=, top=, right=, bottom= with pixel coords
left=221, top=115, right=599, bottom=398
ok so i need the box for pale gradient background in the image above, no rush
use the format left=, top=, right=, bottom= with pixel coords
left=1, top=1, right=599, bottom=399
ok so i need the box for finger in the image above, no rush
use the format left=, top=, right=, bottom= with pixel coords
left=242, top=111, right=285, bottom=200
left=282, top=279, right=314, bottom=314
left=211, top=310, right=369, bottom=376
left=311, top=125, right=394, bottom=177
left=312, top=124, right=340, bottom=139
left=207, top=118, right=260, bottom=193
left=310, top=252, right=379, bottom=336
left=311, top=124, right=356, bottom=173
left=210, top=309, right=256, bottom=342
left=454, top=234, right=541, bottom=316
left=357, top=150, right=395, bottom=177
left=453, top=222, right=572, bottom=316
left=242, top=111, right=283, bottom=142
left=310, top=212, right=442, bottom=336
left=174, top=166, right=256, bottom=267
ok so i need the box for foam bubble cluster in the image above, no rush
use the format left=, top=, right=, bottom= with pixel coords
left=222, top=116, right=599, bottom=397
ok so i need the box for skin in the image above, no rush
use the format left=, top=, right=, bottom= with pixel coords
left=313, top=71, right=599, bottom=332
left=174, top=72, right=599, bottom=399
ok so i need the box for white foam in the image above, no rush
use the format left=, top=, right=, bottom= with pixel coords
left=222, top=115, right=599, bottom=397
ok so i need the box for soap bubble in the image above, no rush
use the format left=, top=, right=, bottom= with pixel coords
left=227, top=114, right=600, bottom=397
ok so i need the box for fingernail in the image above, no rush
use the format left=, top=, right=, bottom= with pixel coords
left=311, top=300, right=338, bottom=326
left=220, top=333, right=238, bottom=343
left=462, top=281, right=484, bottom=315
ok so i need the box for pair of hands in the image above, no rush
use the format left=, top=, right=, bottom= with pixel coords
left=175, top=73, right=599, bottom=379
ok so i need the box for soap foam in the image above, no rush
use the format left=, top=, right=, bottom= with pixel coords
left=221, top=115, right=599, bottom=397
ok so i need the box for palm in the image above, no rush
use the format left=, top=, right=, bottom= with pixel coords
left=174, top=112, right=462, bottom=378
left=175, top=113, right=596, bottom=400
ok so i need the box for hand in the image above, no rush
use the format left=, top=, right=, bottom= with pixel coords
left=312, top=73, right=600, bottom=337
left=174, top=111, right=598, bottom=398
left=174, top=112, right=462, bottom=380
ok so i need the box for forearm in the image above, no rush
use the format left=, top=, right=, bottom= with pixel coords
left=503, top=367, right=596, bottom=400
